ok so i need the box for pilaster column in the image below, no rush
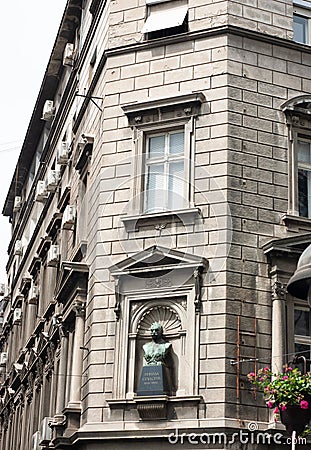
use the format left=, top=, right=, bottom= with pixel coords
left=25, top=296, right=38, bottom=343
left=50, top=321, right=68, bottom=438
left=55, top=324, right=69, bottom=415
left=271, top=280, right=286, bottom=373
left=67, top=301, right=85, bottom=409
left=63, top=301, right=85, bottom=435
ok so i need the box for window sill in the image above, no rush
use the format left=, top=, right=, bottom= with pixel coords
left=282, top=213, right=311, bottom=232
left=121, top=208, right=201, bottom=232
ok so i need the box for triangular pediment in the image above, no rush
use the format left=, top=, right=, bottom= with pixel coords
left=109, top=245, right=207, bottom=276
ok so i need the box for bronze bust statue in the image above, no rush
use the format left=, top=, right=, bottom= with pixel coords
left=143, top=322, right=172, bottom=366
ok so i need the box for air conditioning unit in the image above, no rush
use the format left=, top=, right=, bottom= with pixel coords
left=57, top=142, right=70, bottom=165
left=42, top=100, right=55, bottom=121
left=62, top=205, right=76, bottom=230
left=29, top=284, right=39, bottom=302
left=45, top=170, right=60, bottom=192
left=0, top=284, right=6, bottom=296
left=35, top=180, right=48, bottom=202
left=31, top=431, right=40, bottom=450
left=63, top=43, right=75, bottom=66
left=39, top=417, right=53, bottom=445
left=13, top=308, right=22, bottom=324
left=14, top=240, right=23, bottom=256
left=47, top=245, right=60, bottom=267
left=0, top=352, right=7, bottom=366
left=13, top=196, right=22, bottom=213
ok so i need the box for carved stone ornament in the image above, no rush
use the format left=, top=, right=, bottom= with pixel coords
left=2, top=408, right=9, bottom=430
left=137, top=306, right=181, bottom=336
left=26, top=372, right=34, bottom=404
left=136, top=399, right=167, bottom=420
left=194, top=267, right=204, bottom=312
left=287, top=114, right=310, bottom=129
left=44, top=342, right=56, bottom=378
left=35, top=357, right=44, bottom=391
left=272, top=281, right=286, bottom=301
left=73, top=301, right=86, bottom=317
left=114, top=278, right=121, bottom=320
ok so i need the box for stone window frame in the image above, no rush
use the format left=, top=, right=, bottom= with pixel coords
left=282, top=96, right=311, bottom=230
left=121, top=92, right=205, bottom=232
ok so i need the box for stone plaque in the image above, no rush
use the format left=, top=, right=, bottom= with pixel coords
left=137, top=365, right=169, bottom=396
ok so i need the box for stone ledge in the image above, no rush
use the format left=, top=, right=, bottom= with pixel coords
left=281, top=213, right=311, bottom=232
left=107, top=395, right=202, bottom=421
left=121, top=208, right=201, bottom=232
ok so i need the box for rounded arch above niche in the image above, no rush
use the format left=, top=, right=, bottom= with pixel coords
left=137, top=305, right=181, bottom=336
left=130, top=298, right=186, bottom=336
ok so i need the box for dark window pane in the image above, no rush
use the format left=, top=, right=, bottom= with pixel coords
left=298, top=169, right=309, bottom=217
left=294, top=309, right=310, bottom=336
left=294, top=343, right=311, bottom=359
left=298, top=139, right=311, bottom=163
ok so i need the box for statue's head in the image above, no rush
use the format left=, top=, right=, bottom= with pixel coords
left=150, top=322, right=163, bottom=341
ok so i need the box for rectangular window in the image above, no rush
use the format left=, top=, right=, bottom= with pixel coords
left=294, top=14, right=308, bottom=43
left=294, top=306, right=311, bottom=359
left=297, top=137, right=311, bottom=218
left=145, top=130, right=185, bottom=213
left=142, top=0, right=188, bottom=40
left=293, top=2, right=311, bottom=44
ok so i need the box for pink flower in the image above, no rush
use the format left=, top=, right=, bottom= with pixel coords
left=273, top=407, right=279, bottom=414
left=285, top=367, right=293, bottom=372
left=281, top=405, right=287, bottom=411
left=300, top=400, right=309, bottom=410
left=267, top=401, right=274, bottom=408
left=282, top=376, right=288, bottom=380
left=248, top=372, right=256, bottom=378
left=264, top=367, right=270, bottom=373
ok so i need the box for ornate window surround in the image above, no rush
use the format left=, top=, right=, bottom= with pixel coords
left=121, top=92, right=205, bottom=232
left=282, top=96, right=311, bottom=231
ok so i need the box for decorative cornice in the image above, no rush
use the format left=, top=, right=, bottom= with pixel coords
left=122, top=92, right=205, bottom=116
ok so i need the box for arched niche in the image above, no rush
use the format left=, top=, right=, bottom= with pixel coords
left=109, top=245, right=207, bottom=401
left=129, top=301, right=186, bottom=396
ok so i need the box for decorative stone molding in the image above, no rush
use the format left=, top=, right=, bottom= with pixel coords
left=45, top=342, right=56, bottom=378
left=272, top=281, right=287, bottom=301
left=73, top=301, right=85, bottom=318
left=107, top=395, right=202, bottom=421
left=122, top=92, right=205, bottom=124
left=26, top=372, right=34, bottom=403
left=194, top=267, right=204, bottom=312
left=136, top=397, right=168, bottom=420
left=121, top=208, right=201, bottom=233
left=35, top=357, right=44, bottom=391
left=114, top=277, right=121, bottom=320
left=137, top=305, right=181, bottom=335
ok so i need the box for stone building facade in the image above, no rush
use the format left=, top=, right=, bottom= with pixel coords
left=1, top=0, right=311, bottom=448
